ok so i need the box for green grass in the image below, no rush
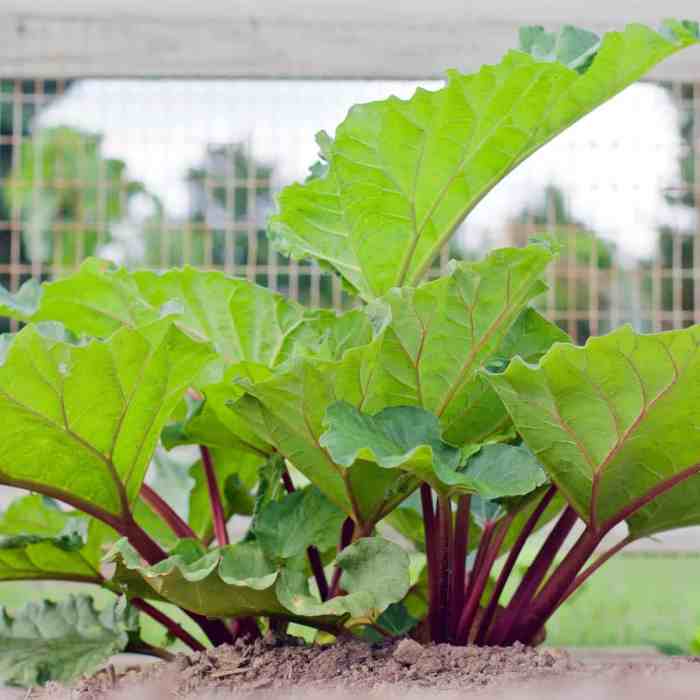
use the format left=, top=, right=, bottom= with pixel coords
left=545, top=554, right=700, bottom=650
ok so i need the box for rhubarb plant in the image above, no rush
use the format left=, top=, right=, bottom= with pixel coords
left=0, top=19, right=698, bottom=687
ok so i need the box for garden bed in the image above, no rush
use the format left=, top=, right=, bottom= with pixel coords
left=36, top=639, right=700, bottom=698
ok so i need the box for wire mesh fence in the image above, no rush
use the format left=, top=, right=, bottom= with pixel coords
left=0, top=77, right=698, bottom=342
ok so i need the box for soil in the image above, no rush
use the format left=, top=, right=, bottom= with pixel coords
left=30, top=637, right=700, bottom=699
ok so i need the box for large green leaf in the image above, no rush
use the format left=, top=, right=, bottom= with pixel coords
left=0, top=321, right=212, bottom=521
left=342, top=244, right=555, bottom=438
left=166, top=307, right=376, bottom=454
left=17, top=259, right=159, bottom=335
left=130, top=266, right=312, bottom=365
left=2, top=259, right=372, bottom=369
left=108, top=536, right=409, bottom=626
left=268, top=21, right=699, bottom=300
left=485, top=324, right=700, bottom=536
left=0, top=595, right=138, bottom=687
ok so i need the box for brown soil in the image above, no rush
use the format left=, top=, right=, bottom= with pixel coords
left=33, top=638, right=700, bottom=699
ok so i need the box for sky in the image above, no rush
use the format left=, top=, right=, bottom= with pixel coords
left=37, top=78, right=693, bottom=262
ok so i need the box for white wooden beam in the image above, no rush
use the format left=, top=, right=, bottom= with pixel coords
left=0, top=2, right=698, bottom=79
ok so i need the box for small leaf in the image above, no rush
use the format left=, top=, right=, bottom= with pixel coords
left=321, top=403, right=546, bottom=498
left=469, top=496, right=508, bottom=529
left=321, top=401, right=460, bottom=481
left=336, top=537, right=410, bottom=612
left=0, top=278, right=41, bottom=321
left=519, top=25, right=600, bottom=71
left=246, top=456, right=287, bottom=540
left=0, top=595, right=138, bottom=687
left=276, top=537, right=410, bottom=620
left=375, top=601, right=419, bottom=636
left=254, top=486, right=345, bottom=559
left=459, top=444, right=548, bottom=500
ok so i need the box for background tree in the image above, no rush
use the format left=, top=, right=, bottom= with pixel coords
left=3, top=126, right=147, bottom=269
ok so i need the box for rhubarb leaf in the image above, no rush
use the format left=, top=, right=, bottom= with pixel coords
left=449, top=308, right=570, bottom=444
left=130, top=266, right=311, bottom=365
left=164, top=305, right=376, bottom=455
left=23, top=258, right=160, bottom=336
left=269, top=21, right=699, bottom=299
left=519, top=25, right=600, bottom=70
left=0, top=595, right=138, bottom=687
left=343, top=244, right=555, bottom=439
left=108, top=536, right=409, bottom=626
left=460, top=444, right=548, bottom=500
left=0, top=528, right=102, bottom=584
left=108, top=538, right=287, bottom=619
left=321, top=403, right=546, bottom=498
left=320, top=402, right=461, bottom=484
left=253, top=486, right=345, bottom=559
left=7, top=259, right=364, bottom=371
left=277, top=537, right=410, bottom=619
left=0, top=495, right=111, bottom=582
left=485, top=325, right=700, bottom=536
left=0, top=278, right=41, bottom=321
left=0, top=494, right=80, bottom=537
left=246, top=456, right=288, bottom=538
left=163, top=363, right=275, bottom=456
left=0, top=321, right=213, bottom=520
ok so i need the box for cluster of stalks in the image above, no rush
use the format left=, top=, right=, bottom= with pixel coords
left=418, top=462, right=700, bottom=645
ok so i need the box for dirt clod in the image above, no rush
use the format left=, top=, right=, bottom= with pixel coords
left=393, top=639, right=423, bottom=666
